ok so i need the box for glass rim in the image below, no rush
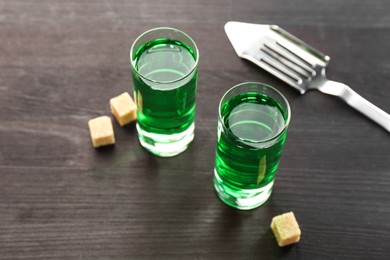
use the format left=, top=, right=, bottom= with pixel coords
left=130, top=27, right=199, bottom=84
left=218, top=82, right=291, bottom=144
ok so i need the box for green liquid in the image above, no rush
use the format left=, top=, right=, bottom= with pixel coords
left=214, top=92, right=288, bottom=208
left=132, top=38, right=198, bottom=135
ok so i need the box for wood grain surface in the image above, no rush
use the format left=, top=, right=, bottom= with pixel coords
left=0, top=0, right=389, bottom=259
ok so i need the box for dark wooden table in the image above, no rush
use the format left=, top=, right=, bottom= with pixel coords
left=1, top=0, right=389, bottom=259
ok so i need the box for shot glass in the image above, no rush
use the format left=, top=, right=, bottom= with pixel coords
left=214, top=82, right=291, bottom=210
left=130, top=27, right=199, bottom=157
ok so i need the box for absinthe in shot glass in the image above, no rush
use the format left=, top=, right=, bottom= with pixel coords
left=214, top=92, right=288, bottom=207
left=132, top=38, right=198, bottom=136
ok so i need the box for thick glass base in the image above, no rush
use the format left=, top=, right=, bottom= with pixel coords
left=136, top=123, right=194, bottom=157
left=213, top=169, right=274, bottom=210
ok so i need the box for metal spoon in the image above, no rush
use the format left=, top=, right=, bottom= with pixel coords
left=225, top=21, right=390, bottom=133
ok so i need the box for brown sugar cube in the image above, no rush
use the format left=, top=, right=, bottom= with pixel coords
left=270, top=211, right=301, bottom=247
left=110, top=92, right=137, bottom=126
left=88, top=116, right=115, bottom=148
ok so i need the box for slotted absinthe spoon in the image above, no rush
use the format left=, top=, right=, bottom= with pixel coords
left=225, top=21, right=390, bottom=133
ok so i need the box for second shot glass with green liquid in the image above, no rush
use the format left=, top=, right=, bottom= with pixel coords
left=214, top=82, right=291, bottom=210
left=130, top=27, right=199, bottom=157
